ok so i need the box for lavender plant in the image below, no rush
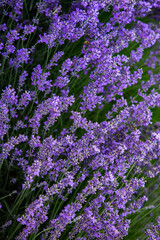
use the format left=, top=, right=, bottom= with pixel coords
left=1, top=1, right=160, bottom=239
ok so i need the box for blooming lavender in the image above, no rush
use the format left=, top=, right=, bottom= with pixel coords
left=1, top=1, right=160, bottom=240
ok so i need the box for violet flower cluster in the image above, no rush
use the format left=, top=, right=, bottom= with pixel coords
left=1, top=0, right=160, bottom=239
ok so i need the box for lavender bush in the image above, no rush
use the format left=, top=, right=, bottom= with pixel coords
left=1, top=1, right=160, bottom=239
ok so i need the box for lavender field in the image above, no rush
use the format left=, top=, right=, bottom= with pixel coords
left=1, top=1, right=160, bottom=239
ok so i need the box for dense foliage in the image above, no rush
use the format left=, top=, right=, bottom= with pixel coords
left=1, top=1, right=160, bottom=239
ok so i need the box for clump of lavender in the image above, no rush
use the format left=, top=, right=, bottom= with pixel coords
left=1, top=1, right=160, bottom=239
